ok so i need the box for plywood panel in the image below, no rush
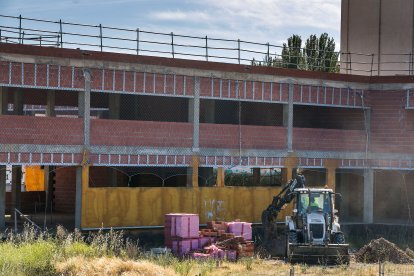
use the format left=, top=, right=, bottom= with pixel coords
left=80, top=186, right=286, bottom=228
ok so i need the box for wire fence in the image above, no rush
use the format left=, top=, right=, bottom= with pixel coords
left=1, top=14, right=414, bottom=75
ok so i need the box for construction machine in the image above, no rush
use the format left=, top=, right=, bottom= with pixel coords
left=261, top=174, right=349, bottom=264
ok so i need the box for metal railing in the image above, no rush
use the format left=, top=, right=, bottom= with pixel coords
left=0, top=14, right=413, bottom=76
left=14, top=208, right=42, bottom=232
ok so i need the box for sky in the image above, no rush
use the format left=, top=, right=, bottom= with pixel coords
left=1, top=0, right=342, bottom=62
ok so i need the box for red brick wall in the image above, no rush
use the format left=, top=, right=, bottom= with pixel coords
left=0, top=115, right=83, bottom=145
left=370, top=90, right=414, bottom=153
left=293, top=128, right=366, bottom=151
left=54, top=166, right=76, bottom=213
left=200, top=124, right=287, bottom=149
left=90, top=119, right=193, bottom=147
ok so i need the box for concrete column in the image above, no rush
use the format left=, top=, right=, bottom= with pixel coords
left=46, top=90, right=56, bottom=117
left=13, top=89, right=24, bottom=115
left=252, top=168, right=261, bottom=186
left=79, top=70, right=91, bottom=148
left=11, top=166, right=22, bottom=218
left=186, top=156, right=199, bottom=187
left=0, top=87, right=9, bottom=115
left=216, top=167, right=225, bottom=187
left=199, top=167, right=214, bottom=186
left=0, top=165, right=6, bottom=230
left=108, top=93, right=120, bottom=119
left=363, top=169, right=374, bottom=223
left=43, top=166, right=54, bottom=212
left=286, top=83, right=294, bottom=152
left=187, top=77, right=200, bottom=187
left=109, top=169, right=118, bottom=187
left=325, top=159, right=338, bottom=192
left=75, top=165, right=89, bottom=229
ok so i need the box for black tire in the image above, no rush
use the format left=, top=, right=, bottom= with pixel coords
left=333, top=232, right=346, bottom=244
left=286, top=231, right=297, bottom=262
left=288, top=231, right=298, bottom=244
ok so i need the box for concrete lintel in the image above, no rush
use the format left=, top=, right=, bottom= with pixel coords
left=0, top=53, right=371, bottom=90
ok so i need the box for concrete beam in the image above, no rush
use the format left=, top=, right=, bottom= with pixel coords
left=363, top=169, right=374, bottom=223
left=0, top=165, right=6, bottom=230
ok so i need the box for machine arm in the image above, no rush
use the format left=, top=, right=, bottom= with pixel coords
left=261, top=174, right=306, bottom=225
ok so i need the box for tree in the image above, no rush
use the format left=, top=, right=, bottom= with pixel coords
left=281, top=34, right=304, bottom=69
left=304, top=33, right=339, bottom=72
left=278, top=33, right=339, bottom=72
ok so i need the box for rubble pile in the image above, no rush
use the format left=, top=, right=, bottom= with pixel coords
left=164, top=213, right=253, bottom=261
left=355, top=238, right=414, bottom=264
left=406, top=248, right=414, bottom=259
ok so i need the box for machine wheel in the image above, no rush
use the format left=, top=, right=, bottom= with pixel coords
left=288, top=231, right=298, bottom=244
left=333, top=232, right=346, bottom=244
left=286, top=231, right=297, bottom=262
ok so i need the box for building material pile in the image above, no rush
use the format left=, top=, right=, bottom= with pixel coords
left=355, top=238, right=414, bottom=264
left=164, top=213, right=253, bottom=260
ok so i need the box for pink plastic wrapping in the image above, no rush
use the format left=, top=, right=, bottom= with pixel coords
left=165, top=213, right=200, bottom=239
left=171, top=239, right=199, bottom=256
left=227, top=222, right=252, bottom=240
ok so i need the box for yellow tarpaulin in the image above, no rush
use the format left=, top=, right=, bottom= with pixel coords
left=25, top=166, right=45, bottom=191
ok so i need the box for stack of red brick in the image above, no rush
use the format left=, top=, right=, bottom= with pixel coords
left=164, top=213, right=253, bottom=261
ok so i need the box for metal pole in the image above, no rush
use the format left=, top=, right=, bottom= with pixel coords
left=370, top=54, right=374, bottom=77
left=39, top=35, right=42, bottom=46
left=267, top=42, right=270, bottom=65
left=14, top=209, right=17, bottom=232
left=237, top=39, right=241, bottom=64
left=59, top=19, right=63, bottom=48
left=99, top=24, right=103, bottom=52
left=205, top=36, right=208, bottom=61
left=171, top=32, right=175, bottom=58
left=18, top=15, right=22, bottom=44
left=136, top=28, right=139, bottom=55
left=21, top=31, right=24, bottom=45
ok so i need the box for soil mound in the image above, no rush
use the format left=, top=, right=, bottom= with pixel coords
left=406, top=248, right=414, bottom=259
left=355, top=238, right=414, bottom=264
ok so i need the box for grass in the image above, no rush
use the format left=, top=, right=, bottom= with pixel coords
left=1, top=225, right=414, bottom=275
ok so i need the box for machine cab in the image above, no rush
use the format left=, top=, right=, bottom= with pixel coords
left=296, top=189, right=334, bottom=216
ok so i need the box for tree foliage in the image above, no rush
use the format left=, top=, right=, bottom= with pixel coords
left=254, top=33, right=339, bottom=72
left=282, top=34, right=304, bottom=69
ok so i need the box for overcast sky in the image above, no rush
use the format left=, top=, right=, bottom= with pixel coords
left=1, top=0, right=342, bottom=61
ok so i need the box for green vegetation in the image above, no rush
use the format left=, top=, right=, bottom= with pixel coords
left=253, top=33, right=340, bottom=73
left=0, top=225, right=413, bottom=275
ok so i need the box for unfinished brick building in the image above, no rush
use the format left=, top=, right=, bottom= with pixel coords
left=1, top=15, right=414, bottom=230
